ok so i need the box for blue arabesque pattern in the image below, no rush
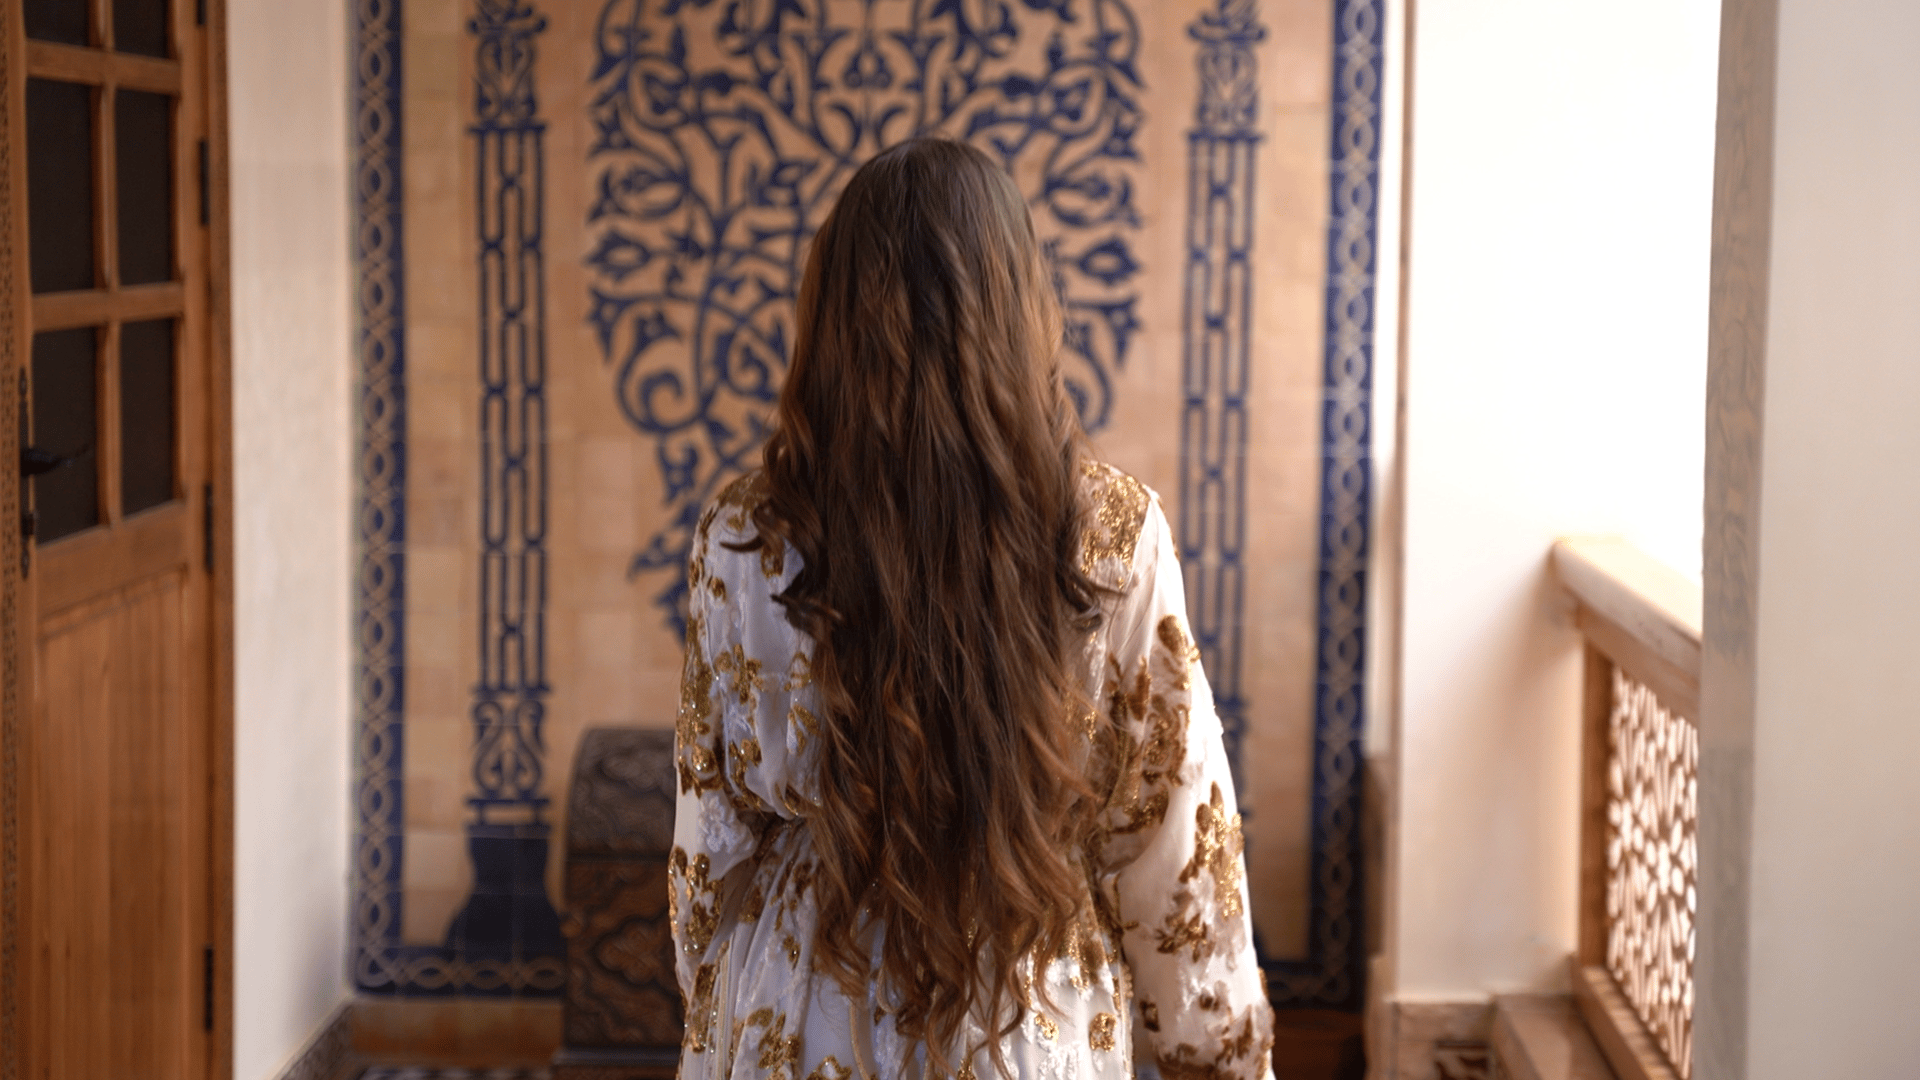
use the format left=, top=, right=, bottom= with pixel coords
left=583, top=0, right=1146, bottom=632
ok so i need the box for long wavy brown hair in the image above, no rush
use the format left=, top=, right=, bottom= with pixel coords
left=744, top=138, right=1104, bottom=1072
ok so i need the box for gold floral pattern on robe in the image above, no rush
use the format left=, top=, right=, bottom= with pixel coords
left=669, top=466, right=1274, bottom=1080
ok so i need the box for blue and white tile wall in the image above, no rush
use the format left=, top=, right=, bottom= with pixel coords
left=351, top=0, right=1380, bottom=1007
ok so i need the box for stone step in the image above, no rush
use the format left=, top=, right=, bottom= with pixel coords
left=1492, top=995, right=1618, bottom=1080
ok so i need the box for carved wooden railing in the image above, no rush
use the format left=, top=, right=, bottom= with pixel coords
left=1553, top=538, right=1701, bottom=1080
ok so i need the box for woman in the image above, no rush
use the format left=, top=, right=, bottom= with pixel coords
left=670, top=138, right=1274, bottom=1080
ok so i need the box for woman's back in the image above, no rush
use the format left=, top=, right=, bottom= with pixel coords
left=669, top=461, right=1274, bottom=1079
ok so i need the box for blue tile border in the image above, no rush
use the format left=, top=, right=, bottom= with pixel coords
left=350, top=0, right=412, bottom=994
left=351, top=0, right=565, bottom=996
left=1292, top=0, right=1382, bottom=1008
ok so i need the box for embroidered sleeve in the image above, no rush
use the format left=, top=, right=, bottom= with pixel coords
left=668, top=489, right=765, bottom=1008
left=1092, top=497, right=1275, bottom=1080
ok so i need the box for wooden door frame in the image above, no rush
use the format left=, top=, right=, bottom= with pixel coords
left=1, top=0, right=24, bottom=1071
left=0, top=1, right=235, bottom=1075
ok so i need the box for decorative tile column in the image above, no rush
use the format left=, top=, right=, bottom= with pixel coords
left=444, top=0, right=565, bottom=975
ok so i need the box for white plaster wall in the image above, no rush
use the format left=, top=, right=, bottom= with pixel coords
left=228, top=0, right=354, bottom=1075
left=1363, top=0, right=1406, bottom=766
left=1391, top=0, right=1719, bottom=996
left=1742, top=1, right=1920, bottom=1073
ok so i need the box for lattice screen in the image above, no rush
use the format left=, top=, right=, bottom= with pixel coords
left=1605, top=668, right=1697, bottom=1078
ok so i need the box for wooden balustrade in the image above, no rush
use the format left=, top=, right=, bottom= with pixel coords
left=1552, top=538, right=1702, bottom=1080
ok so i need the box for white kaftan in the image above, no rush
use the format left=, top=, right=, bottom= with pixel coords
left=669, top=463, right=1275, bottom=1080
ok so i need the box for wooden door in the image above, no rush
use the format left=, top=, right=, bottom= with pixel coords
left=3, top=0, right=228, bottom=1077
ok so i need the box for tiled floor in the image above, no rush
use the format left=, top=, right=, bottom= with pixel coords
left=359, top=1060, right=549, bottom=1068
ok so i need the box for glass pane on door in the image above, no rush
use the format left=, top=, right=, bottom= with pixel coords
left=115, top=90, right=174, bottom=286
left=26, top=79, right=97, bottom=295
left=113, top=0, right=170, bottom=57
left=31, top=328, right=101, bottom=543
left=120, top=319, right=177, bottom=515
left=24, top=0, right=91, bottom=46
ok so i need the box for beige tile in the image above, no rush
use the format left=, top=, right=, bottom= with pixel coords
left=404, top=714, right=472, bottom=832
left=1263, top=0, right=1337, bottom=108
left=403, top=827, right=470, bottom=887
left=405, top=322, right=473, bottom=384
left=575, top=607, right=637, bottom=673
left=577, top=494, right=640, bottom=554
left=407, top=545, right=465, bottom=615
left=407, top=662, right=463, bottom=720
left=401, top=884, right=465, bottom=946
left=407, top=436, right=466, bottom=496
left=410, top=251, right=471, bottom=323
left=408, top=495, right=467, bottom=547
left=408, top=380, right=468, bottom=447
left=405, top=609, right=462, bottom=673
left=407, top=0, right=462, bottom=36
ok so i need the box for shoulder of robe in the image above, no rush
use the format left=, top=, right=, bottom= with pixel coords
left=699, top=469, right=772, bottom=542
left=1077, top=458, right=1154, bottom=592
left=695, top=469, right=792, bottom=585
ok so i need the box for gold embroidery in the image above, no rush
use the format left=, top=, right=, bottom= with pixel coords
left=1141, top=999, right=1161, bottom=1032
left=760, top=532, right=785, bottom=579
left=745, top=1009, right=801, bottom=1079
left=1035, top=1013, right=1058, bottom=1040
left=804, top=1056, right=855, bottom=1080
left=1093, top=614, right=1201, bottom=852
left=709, top=574, right=728, bottom=601
left=1055, top=909, right=1109, bottom=991
left=1157, top=615, right=1199, bottom=690
left=1079, top=461, right=1150, bottom=575
left=1090, top=1011, right=1118, bottom=1052
left=666, top=852, right=683, bottom=928
left=739, top=878, right=766, bottom=923
left=770, top=855, right=819, bottom=935
left=730, top=1016, right=748, bottom=1067
left=676, top=609, right=724, bottom=795
left=1180, top=783, right=1246, bottom=918
left=1143, top=622, right=1193, bottom=786
left=1152, top=1003, right=1273, bottom=1080
left=729, top=737, right=768, bottom=813
left=716, top=470, right=770, bottom=533
left=715, top=644, right=765, bottom=710
left=783, top=933, right=800, bottom=967
left=1142, top=695, right=1189, bottom=786
left=673, top=849, right=726, bottom=955
left=1154, top=907, right=1214, bottom=962
left=789, top=702, right=820, bottom=755
left=683, top=958, right=720, bottom=1052
left=957, top=1064, right=977, bottom=1080
left=1095, top=666, right=1177, bottom=842
left=1220, top=1005, right=1268, bottom=1064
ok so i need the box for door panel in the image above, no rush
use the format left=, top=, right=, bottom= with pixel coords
left=29, top=573, right=196, bottom=1079
left=6, top=0, right=223, bottom=1075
